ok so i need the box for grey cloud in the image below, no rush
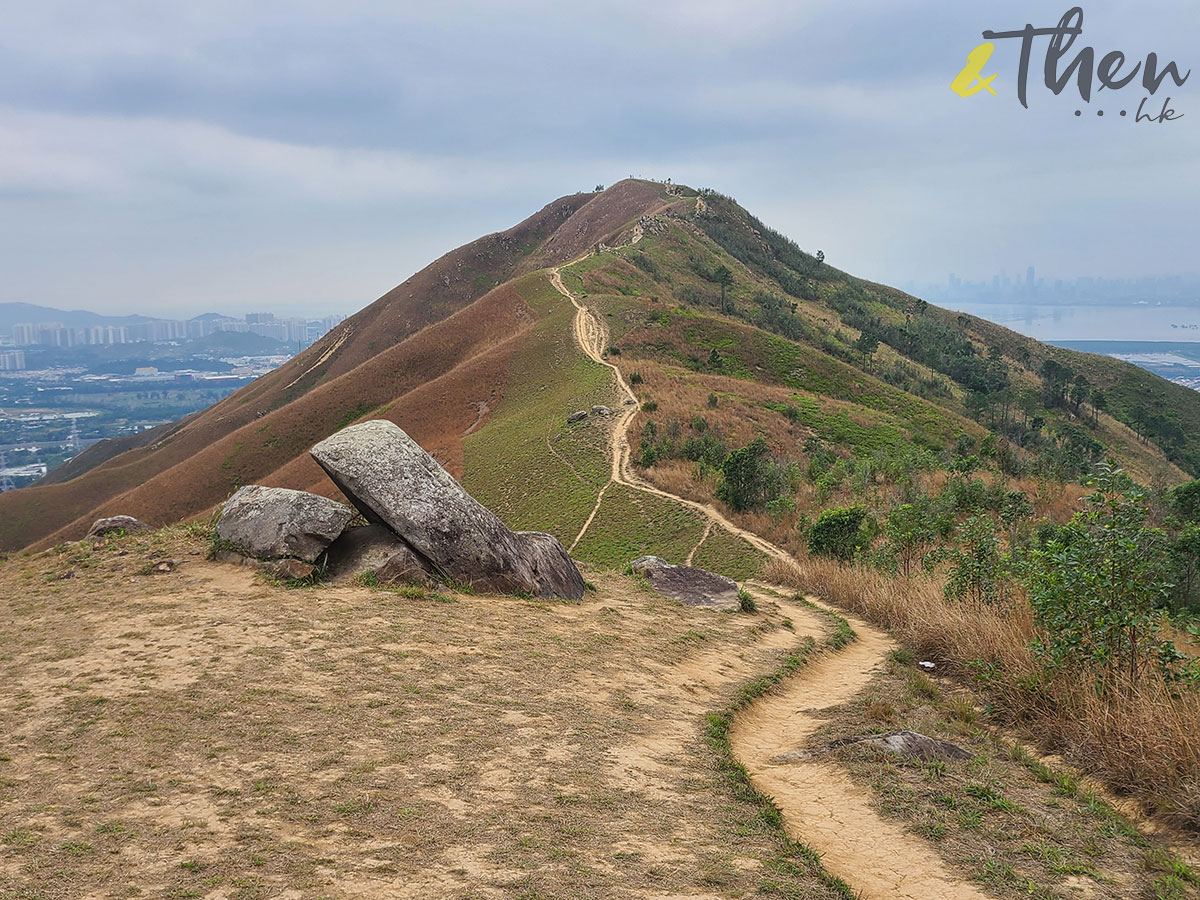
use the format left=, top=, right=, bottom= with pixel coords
left=0, top=0, right=1195, bottom=315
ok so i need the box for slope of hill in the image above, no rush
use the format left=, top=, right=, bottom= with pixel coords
left=2, top=180, right=1198, bottom=556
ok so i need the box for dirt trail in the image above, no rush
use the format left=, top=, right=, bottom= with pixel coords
left=549, top=266, right=792, bottom=564
left=732, top=596, right=991, bottom=899
left=547, top=263, right=992, bottom=899
left=685, top=520, right=713, bottom=566
left=594, top=591, right=827, bottom=813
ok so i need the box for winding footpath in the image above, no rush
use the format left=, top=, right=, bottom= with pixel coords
left=546, top=262, right=989, bottom=899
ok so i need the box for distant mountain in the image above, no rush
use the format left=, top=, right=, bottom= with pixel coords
left=0, top=302, right=154, bottom=332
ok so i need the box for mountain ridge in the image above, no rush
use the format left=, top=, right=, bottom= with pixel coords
left=2, top=179, right=1196, bottom=553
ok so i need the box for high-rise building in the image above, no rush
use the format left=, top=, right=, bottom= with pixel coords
left=0, top=350, right=26, bottom=371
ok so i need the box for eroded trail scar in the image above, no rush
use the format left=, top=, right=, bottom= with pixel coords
left=548, top=262, right=991, bottom=899
left=549, top=266, right=784, bottom=561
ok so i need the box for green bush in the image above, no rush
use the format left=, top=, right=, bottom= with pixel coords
left=1022, top=466, right=1186, bottom=683
left=807, top=506, right=868, bottom=561
left=680, top=432, right=728, bottom=468
left=716, top=437, right=789, bottom=512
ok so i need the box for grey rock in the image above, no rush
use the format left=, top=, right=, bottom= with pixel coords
left=591, top=405, right=611, bottom=417
left=310, top=420, right=584, bottom=600
left=567, top=410, right=588, bottom=424
left=86, top=515, right=150, bottom=539
left=519, top=531, right=588, bottom=600
left=212, top=549, right=316, bottom=581
left=323, top=524, right=434, bottom=586
left=851, top=731, right=973, bottom=761
left=623, top=398, right=636, bottom=405
left=216, top=485, right=353, bottom=563
left=630, top=556, right=740, bottom=611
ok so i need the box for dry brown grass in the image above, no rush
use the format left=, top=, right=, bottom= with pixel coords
left=763, top=555, right=1200, bottom=831
left=0, top=527, right=847, bottom=899
left=810, top=656, right=1195, bottom=898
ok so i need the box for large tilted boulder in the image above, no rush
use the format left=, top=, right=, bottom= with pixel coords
left=216, top=485, right=353, bottom=563
left=323, top=524, right=435, bottom=586
left=310, top=420, right=584, bottom=600
left=630, top=555, right=741, bottom=611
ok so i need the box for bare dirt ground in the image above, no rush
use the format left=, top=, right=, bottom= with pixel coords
left=0, top=531, right=850, bottom=900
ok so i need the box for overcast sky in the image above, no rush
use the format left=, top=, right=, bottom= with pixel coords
left=0, top=1, right=1195, bottom=318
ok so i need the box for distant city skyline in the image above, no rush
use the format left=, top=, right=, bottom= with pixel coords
left=903, top=270, right=1200, bottom=308
left=0, top=309, right=346, bottom=358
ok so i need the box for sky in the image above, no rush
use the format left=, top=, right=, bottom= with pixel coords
left=0, top=1, right=1196, bottom=319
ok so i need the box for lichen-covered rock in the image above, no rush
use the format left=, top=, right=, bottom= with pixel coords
left=323, top=524, right=434, bottom=586
left=849, top=731, right=972, bottom=761
left=519, top=531, right=587, bottom=601
left=86, top=515, right=150, bottom=539
left=567, top=410, right=588, bottom=423
left=216, top=485, right=353, bottom=563
left=310, top=420, right=584, bottom=600
left=630, top=555, right=740, bottom=611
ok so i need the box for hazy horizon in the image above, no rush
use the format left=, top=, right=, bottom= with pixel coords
left=1, top=1, right=1196, bottom=318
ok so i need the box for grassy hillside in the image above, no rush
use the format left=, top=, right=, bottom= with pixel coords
left=5, top=179, right=1199, bottom=555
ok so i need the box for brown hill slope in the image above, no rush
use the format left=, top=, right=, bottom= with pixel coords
left=0, top=182, right=677, bottom=551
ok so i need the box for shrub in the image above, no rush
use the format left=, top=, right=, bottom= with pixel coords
left=883, top=499, right=937, bottom=578
left=680, top=432, right=728, bottom=468
left=636, top=420, right=675, bottom=468
left=1169, top=479, right=1200, bottom=524
left=715, top=437, right=788, bottom=512
left=944, top=515, right=1006, bottom=606
left=807, top=506, right=868, bottom=561
left=630, top=250, right=661, bottom=279
left=1022, top=465, right=1182, bottom=684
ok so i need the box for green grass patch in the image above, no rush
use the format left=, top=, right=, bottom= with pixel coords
left=462, top=273, right=613, bottom=543
left=689, top=529, right=765, bottom=582
left=571, top=483, right=706, bottom=570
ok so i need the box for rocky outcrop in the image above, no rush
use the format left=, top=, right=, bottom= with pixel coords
left=86, top=515, right=150, bottom=539
left=567, top=410, right=588, bottom=424
left=630, top=556, right=741, bottom=611
left=216, top=485, right=353, bottom=563
left=311, top=420, right=584, bottom=600
left=323, top=524, right=434, bottom=585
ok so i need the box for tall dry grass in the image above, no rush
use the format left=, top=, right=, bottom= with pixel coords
left=763, top=555, right=1200, bottom=829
